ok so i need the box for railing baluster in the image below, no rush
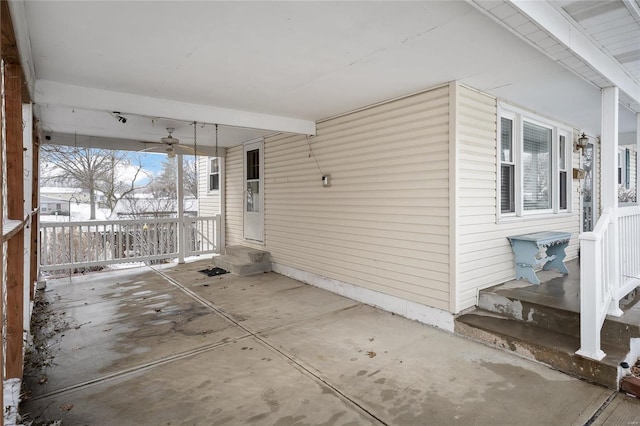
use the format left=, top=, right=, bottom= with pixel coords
left=39, top=217, right=219, bottom=271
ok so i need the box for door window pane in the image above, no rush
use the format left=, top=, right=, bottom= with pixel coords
left=247, top=149, right=260, bottom=180
left=246, top=181, right=260, bottom=213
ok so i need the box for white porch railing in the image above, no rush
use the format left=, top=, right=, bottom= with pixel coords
left=617, top=206, right=640, bottom=300
left=40, top=215, right=221, bottom=272
left=185, top=216, right=221, bottom=257
left=578, top=206, right=640, bottom=360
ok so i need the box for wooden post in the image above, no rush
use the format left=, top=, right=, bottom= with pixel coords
left=0, top=57, right=4, bottom=426
left=5, top=63, right=24, bottom=379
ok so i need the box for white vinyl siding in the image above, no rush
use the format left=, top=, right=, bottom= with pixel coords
left=198, top=157, right=221, bottom=216
left=225, top=86, right=451, bottom=310
left=455, top=85, right=580, bottom=312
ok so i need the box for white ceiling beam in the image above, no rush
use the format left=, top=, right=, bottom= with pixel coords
left=42, top=132, right=226, bottom=157
left=507, top=0, right=640, bottom=106
left=622, top=0, right=640, bottom=26
left=34, top=80, right=317, bottom=136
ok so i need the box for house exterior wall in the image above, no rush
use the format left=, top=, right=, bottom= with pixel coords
left=198, top=157, right=221, bottom=215
left=219, top=82, right=584, bottom=317
left=224, top=85, right=452, bottom=311
left=454, top=85, right=581, bottom=312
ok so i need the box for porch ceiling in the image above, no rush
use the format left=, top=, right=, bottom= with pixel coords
left=10, top=1, right=640, bottom=149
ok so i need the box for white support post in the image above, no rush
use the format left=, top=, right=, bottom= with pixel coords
left=602, top=87, right=622, bottom=313
left=636, top=113, right=640, bottom=204
left=576, top=232, right=606, bottom=361
left=177, top=154, right=185, bottom=264
left=215, top=214, right=222, bottom=254
left=219, top=156, right=226, bottom=254
left=601, top=87, right=619, bottom=211
left=23, top=104, right=33, bottom=332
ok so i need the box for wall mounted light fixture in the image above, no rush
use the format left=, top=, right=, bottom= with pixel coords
left=575, top=132, right=588, bottom=153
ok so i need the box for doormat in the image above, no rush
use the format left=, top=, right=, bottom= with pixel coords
left=198, top=267, right=229, bottom=277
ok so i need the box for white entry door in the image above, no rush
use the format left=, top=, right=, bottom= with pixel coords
left=243, top=140, right=264, bottom=242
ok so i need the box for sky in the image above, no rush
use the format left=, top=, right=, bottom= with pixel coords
left=134, top=152, right=165, bottom=180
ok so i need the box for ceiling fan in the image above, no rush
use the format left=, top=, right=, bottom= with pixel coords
left=141, top=127, right=201, bottom=158
left=161, top=128, right=180, bottom=158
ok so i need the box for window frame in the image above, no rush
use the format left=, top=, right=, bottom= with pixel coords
left=499, top=114, right=516, bottom=214
left=497, top=104, right=572, bottom=221
left=207, top=157, right=221, bottom=193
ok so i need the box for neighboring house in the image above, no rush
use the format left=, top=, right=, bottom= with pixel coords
left=40, top=187, right=106, bottom=204
left=39, top=195, right=70, bottom=216
left=114, top=197, right=198, bottom=219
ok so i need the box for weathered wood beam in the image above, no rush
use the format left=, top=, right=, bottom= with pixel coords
left=5, top=62, right=24, bottom=379
left=1, top=0, right=29, bottom=102
left=0, top=0, right=4, bottom=416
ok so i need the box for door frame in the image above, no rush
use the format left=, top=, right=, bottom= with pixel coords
left=243, top=139, right=264, bottom=242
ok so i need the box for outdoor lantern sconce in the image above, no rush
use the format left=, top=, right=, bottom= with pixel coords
left=575, top=132, right=588, bottom=153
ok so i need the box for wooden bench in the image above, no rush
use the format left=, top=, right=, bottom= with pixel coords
left=507, top=231, right=572, bottom=285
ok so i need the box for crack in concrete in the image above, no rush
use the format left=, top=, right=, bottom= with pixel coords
left=583, top=391, right=619, bottom=426
left=27, top=335, right=252, bottom=402
left=151, top=266, right=389, bottom=426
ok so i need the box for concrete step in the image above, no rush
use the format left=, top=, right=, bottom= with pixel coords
left=455, top=310, right=624, bottom=389
left=224, top=245, right=271, bottom=264
left=212, top=255, right=271, bottom=277
left=478, top=289, right=640, bottom=349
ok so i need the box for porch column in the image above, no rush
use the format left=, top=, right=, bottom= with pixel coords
left=22, top=104, right=32, bottom=333
left=601, top=87, right=619, bottom=211
left=636, top=113, right=640, bottom=201
left=601, top=86, right=623, bottom=316
left=177, top=153, right=185, bottom=264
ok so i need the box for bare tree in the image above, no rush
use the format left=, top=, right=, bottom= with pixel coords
left=41, top=146, right=148, bottom=219
left=183, top=157, right=198, bottom=198
left=147, top=156, right=198, bottom=199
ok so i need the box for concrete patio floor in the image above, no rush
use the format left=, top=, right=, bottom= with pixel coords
left=20, top=259, right=640, bottom=425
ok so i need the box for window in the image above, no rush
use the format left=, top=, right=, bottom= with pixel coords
left=559, top=134, right=568, bottom=210
left=500, top=117, right=515, bottom=213
left=498, top=105, right=571, bottom=218
left=523, top=122, right=552, bottom=211
left=208, top=158, right=220, bottom=192
left=626, top=148, right=631, bottom=188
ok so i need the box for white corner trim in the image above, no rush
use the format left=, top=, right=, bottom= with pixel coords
left=508, top=0, right=640, bottom=106
left=272, top=262, right=455, bottom=332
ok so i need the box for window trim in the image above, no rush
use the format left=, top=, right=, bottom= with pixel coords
left=497, top=104, right=572, bottom=222
left=207, top=156, right=221, bottom=193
